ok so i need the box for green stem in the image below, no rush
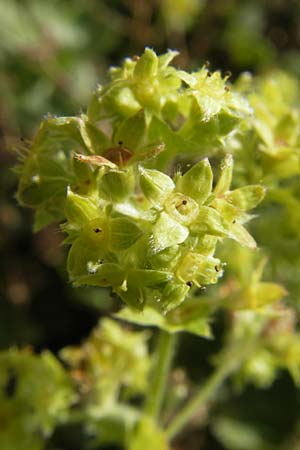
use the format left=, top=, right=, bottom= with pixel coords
left=166, top=339, right=258, bottom=440
left=144, top=330, right=177, bottom=420
left=166, top=363, right=232, bottom=439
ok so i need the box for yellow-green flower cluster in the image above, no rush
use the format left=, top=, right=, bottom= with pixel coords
left=60, top=318, right=150, bottom=411
left=16, top=48, right=252, bottom=231
left=62, top=154, right=264, bottom=313
left=15, top=49, right=263, bottom=314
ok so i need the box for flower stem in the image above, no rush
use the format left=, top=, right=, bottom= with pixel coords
left=144, top=330, right=177, bottom=420
left=166, top=363, right=231, bottom=439
left=166, top=340, right=257, bottom=440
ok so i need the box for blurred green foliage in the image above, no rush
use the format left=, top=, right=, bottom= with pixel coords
left=1, top=1, right=300, bottom=450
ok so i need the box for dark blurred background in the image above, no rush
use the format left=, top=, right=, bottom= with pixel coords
left=1, top=1, right=300, bottom=449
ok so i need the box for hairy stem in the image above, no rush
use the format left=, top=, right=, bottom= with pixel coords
left=144, top=330, right=177, bottom=420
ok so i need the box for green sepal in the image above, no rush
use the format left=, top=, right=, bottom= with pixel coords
left=116, top=284, right=145, bottom=310
left=84, top=120, right=111, bottom=153
left=150, top=212, right=189, bottom=253
left=72, top=153, right=94, bottom=185
left=139, top=167, right=175, bottom=206
left=196, top=235, right=219, bottom=256
left=225, top=185, right=266, bottom=211
left=67, top=235, right=107, bottom=280
left=148, top=245, right=181, bottom=270
left=191, top=206, right=229, bottom=237
left=229, top=222, right=257, bottom=249
left=114, top=109, right=147, bottom=150
left=64, top=188, right=99, bottom=227
left=33, top=208, right=57, bottom=232
left=147, top=115, right=194, bottom=168
left=212, top=198, right=240, bottom=223
left=158, top=50, right=179, bottom=69
left=160, top=282, right=189, bottom=313
left=101, top=169, right=135, bottom=202
left=74, top=263, right=125, bottom=288
left=214, top=154, right=233, bottom=196
left=87, top=85, right=103, bottom=122
left=113, top=87, right=141, bottom=117
left=133, top=48, right=158, bottom=79
left=247, top=282, right=287, bottom=309
left=127, top=269, right=172, bottom=288
left=175, top=158, right=213, bottom=205
left=109, top=218, right=143, bottom=251
left=176, top=252, right=222, bottom=286
left=116, top=303, right=211, bottom=337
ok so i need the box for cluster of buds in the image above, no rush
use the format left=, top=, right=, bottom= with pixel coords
left=60, top=318, right=150, bottom=410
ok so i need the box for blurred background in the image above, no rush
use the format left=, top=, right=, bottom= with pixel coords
left=1, top=0, right=300, bottom=449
